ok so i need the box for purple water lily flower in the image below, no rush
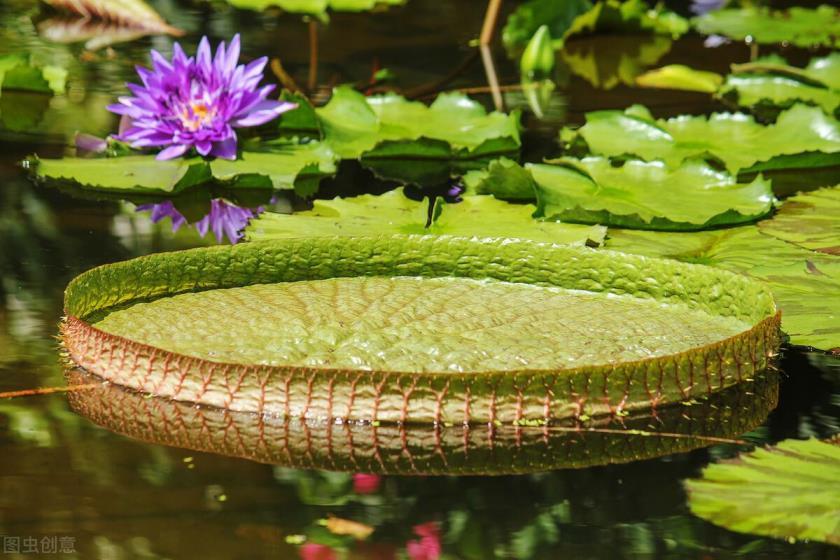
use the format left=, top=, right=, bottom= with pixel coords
left=137, top=199, right=263, bottom=244
left=108, top=34, right=296, bottom=161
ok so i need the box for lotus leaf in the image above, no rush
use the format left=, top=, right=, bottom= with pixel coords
left=462, top=157, right=537, bottom=200
left=686, top=438, right=840, bottom=545
left=247, top=188, right=606, bottom=246
left=606, top=226, right=840, bottom=350
left=530, top=157, right=774, bottom=230
left=758, top=186, right=840, bottom=255
left=693, top=5, right=840, bottom=48
left=564, top=104, right=840, bottom=176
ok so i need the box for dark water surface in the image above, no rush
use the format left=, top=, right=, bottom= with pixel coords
left=1, top=1, right=839, bottom=558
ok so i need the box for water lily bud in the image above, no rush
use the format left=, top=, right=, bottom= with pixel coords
left=520, top=25, right=555, bottom=80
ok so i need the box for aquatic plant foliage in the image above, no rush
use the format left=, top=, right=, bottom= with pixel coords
left=562, top=104, right=840, bottom=177
left=561, top=34, right=672, bottom=90
left=225, top=0, right=405, bottom=20
left=687, top=438, right=840, bottom=545
left=316, top=86, right=521, bottom=185
left=530, top=157, right=774, bottom=230
left=62, top=235, right=779, bottom=422
left=757, top=186, right=840, bottom=255
left=108, top=35, right=297, bottom=160
left=30, top=143, right=336, bottom=195
left=720, top=54, right=840, bottom=117
left=606, top=219, right=840, bottom=350
left=693, top=5, right=840, bottom=48
left=502, top=0, right=687, bottom=52
left=246, top=188, right=606, bottom=246
left=634, top=64, right=723, bottom=93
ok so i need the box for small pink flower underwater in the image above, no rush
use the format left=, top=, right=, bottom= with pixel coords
left=108, top=34, right=295, bottom=161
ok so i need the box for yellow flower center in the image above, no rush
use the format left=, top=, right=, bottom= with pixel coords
left=180, top=102, right=215, bottom=132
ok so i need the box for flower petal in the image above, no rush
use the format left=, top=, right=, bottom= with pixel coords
left=156, top=144, right=190, bottom=160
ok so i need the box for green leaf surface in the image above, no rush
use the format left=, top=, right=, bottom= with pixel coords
left=606, top=226, right=840, bottom=349
left=758, top=186, right=840, bottom=255
left=635, top=64, right=723, bottom=93
left=247, top=188, right=605, bottom=246
left=565, top=104, right=840, bottom=175
left=693, top=5, right=840, bottom=48
left=317, top=86, right=520, bottom=158
left=93, top=275, right=750, bottom=372
left=225, top=0, right=404, bottom=18
left=686, top=438, right=840, bottom=545
left=0, top=54, right=66, bottom=95
left=316, top=86, right=520, bottom=184
left=463, top=157, right=537, bottom=200
left=530, top=157, right=774, bottom=230
left=721, top=53, right=840, bottom=116
left=33, top=143, right=336, bottom=194
left=33, top=155, right=212, bottom=193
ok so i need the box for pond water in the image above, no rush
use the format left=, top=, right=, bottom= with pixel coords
left=1, top=0, right=839, bottom=558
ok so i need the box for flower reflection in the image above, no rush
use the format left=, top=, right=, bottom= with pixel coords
left=136, top=199, right=263, bottom=244
left=298, top=543, right=338, bottom=560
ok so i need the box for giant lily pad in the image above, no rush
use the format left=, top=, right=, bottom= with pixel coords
left=31, top=143, right=337, bottom=195
left=758, top=186, right=840, bottom=255
left=62, top=235, right=779, bottom=423
left=246, top=188, right=606, bottom=246
left=67, top=368, right=779, bottom=474
left=530, top=157, right=774, bottom=230
left=686, top=438, right=840, bottom=545
left=693, top=5, right=840, bottom=48
left=563, top=104, right=840, bottom=180
left=606, top=226, right=840, bottom=350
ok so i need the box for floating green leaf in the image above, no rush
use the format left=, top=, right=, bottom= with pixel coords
left=564, top=104, right=840, bottom=176
left=247, top=188, right=605, bottom=246
left=561, top=35, right=672, bottom=90
left=316, top=86, right=520, bottom=184
left=463, top=157, right=536, bottom=200
left=606, top=226, right=840, bottom=349
left=32, top=143, right=336, bottom=195
left=530, top=157, right=774, bottom=230
left=225, top=0, right=405, bottom=19
left=0, top=54, right=66, bottom=95
left=693, top=5, right=840, bottom=48
left=686, top=438, right=840, bottom=545
left=502, top=0, right=686, bottom=52
left=635, top=64, right=723, bottom=93
left=720, top=53, right=840, bottom=117
left=758, top=186, right=840, bottom=255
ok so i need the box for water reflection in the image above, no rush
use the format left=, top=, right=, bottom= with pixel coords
left=66, top=369, right=779, bottom=475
